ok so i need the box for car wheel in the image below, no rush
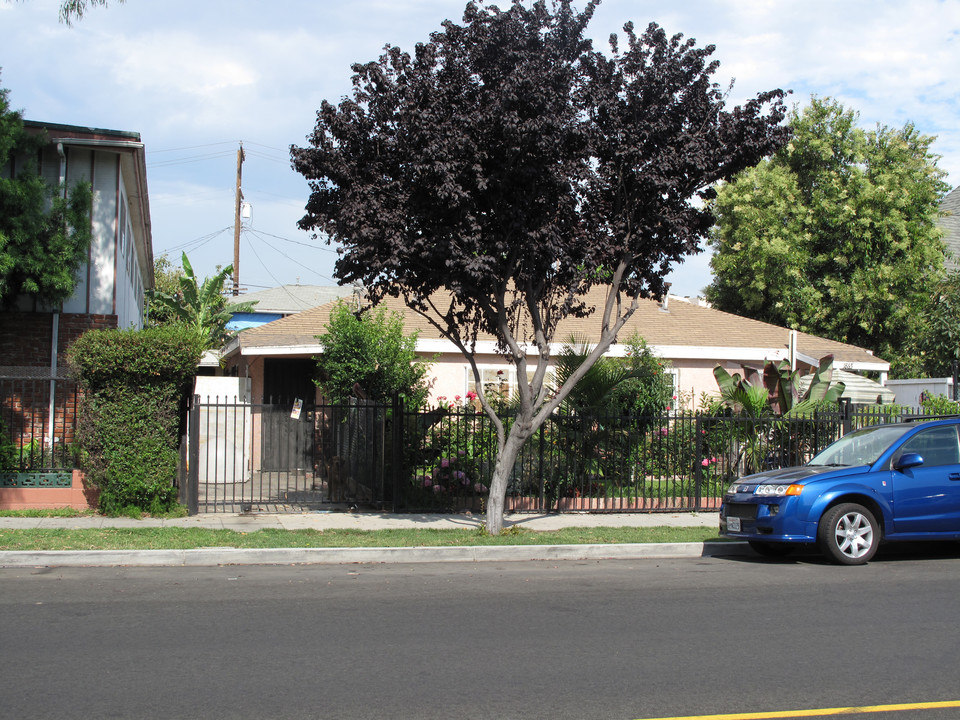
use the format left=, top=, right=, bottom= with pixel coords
left=817, top=503, right=879, bottom=565
left=748, top=540, right=795, bottom=558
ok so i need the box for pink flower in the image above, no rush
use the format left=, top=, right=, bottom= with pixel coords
left=440, top=458, right=450, bottom=468
left=474, top=483, right=488, bottom=493
left=455, top=395, right=461, bottom=401
left=701, top=458, right=710, bottom=467
left=423, top=478, right=433, bottom=488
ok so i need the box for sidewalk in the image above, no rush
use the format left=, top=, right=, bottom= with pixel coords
left=0, top=510, right=747, bottom=568
left=0, top=509, right=721, bottom=531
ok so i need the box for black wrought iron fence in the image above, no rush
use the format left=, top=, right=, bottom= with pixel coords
left=0, top=376, right=80, bottom=474
left=395, top=408, right=855, bottom=513
left=2, top=377, right=940, bottom=513
left=184, top=394, right=944, bottom=514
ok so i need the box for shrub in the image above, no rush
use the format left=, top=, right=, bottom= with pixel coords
left=315, top=301, right=432, bottom=408
left=67, top=325, right=204, bottom=515
left=0, top=417, right=17, bottom=471
left=920, top=394, right=960, bottom=417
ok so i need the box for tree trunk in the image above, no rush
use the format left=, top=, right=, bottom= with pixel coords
left=485, top=418, right=533, bottom=535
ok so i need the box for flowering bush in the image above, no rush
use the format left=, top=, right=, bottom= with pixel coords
left=698, top=455, right=729, bottom=496
left=419, top=451, right=488, bottom=495
left=431, top=390, right=482, bottom=413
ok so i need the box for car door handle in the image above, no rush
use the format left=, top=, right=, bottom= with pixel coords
left=950, top=473, right=960, bottom=481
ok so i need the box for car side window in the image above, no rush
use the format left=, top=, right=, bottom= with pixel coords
left=899, top=426, right=960, bottom=467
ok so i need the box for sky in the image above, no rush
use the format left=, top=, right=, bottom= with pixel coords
left=1, top=0, right=958, bottom=298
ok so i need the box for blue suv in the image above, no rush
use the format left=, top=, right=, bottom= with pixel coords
left=720, top=419, right=960, bottom=564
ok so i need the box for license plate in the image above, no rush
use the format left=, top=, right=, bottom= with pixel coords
left=726, top=517, right=741, bottom=532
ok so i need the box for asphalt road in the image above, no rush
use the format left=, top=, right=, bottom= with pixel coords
left=2, top=543, right=960, bottom=720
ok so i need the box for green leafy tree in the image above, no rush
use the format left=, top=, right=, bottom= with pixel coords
left=893, top=272, right=960, bottom=378
left=315, top=301, right=432, bottom=408
left=0, top=78, right=92, bottom=308
left=706, top=97, right=951, bottom=361
left=607, top=336, right=675, bottom=418
left=146, top=251, right=255, bottom=349
left=147, top=253, right=186, bottom=327
left=292, top=1, right=788, bottom=533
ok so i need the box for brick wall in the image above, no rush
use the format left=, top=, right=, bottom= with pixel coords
left=0, top=311, right=118, bottom=373
left=0, top=312, right=118, bottom=472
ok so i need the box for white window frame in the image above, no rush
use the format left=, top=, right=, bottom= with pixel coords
left=464, top=365, right=556, bottom=400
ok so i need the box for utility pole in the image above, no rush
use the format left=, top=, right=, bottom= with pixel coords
left=232, top=142, right=245, bottom=296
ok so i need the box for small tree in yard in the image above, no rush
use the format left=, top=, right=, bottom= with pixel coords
left=292, top=0, right=789, bottom=533
left=315, top=300, right=432, bottom=408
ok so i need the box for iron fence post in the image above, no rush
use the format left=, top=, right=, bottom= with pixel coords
left=187, top=393, right=200, bottom=515
left=391, top=392, right=402, bottom=513
left=539, top=417, right=546, bottom=511
left=694, top=413, right=703, bottom=511
left=839, top=398, right=852, bottom=436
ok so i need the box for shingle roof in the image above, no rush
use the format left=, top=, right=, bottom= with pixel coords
left=225, top=286, right=887, bottom=371
left=225, top=284, right=356, bottom=314
left=941, top=186, right=960, bottom=272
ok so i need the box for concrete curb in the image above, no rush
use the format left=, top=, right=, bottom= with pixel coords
left=0, top=541, right=750, bottom=568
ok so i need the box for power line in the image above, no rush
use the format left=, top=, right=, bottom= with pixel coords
left=159, top=226, right=233, bottom=255
left=242, top=229, right=339, bottom=284
left=243, top=148, right=289, bottom=166
left=248, top=228, right=339, bottom=252
left=150, top=140, right=242, bottom=154
left=147, top=150, right=237, bottom=169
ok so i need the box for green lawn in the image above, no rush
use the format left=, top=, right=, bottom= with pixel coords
left=0, top=525, right=723, bottom=552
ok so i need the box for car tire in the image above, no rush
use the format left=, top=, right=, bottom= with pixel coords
left=748, top=540, right=795, bottom=558
left=817, top=502, right=879, bottom=565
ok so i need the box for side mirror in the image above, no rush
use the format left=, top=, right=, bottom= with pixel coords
left=895, top=452, right=924, bottom=470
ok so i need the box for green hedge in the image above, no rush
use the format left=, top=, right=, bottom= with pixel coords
left=68, top=325, right=203, bottom=515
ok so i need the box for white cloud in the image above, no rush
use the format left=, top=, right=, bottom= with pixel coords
left=1, top=0, right=958, bottom=294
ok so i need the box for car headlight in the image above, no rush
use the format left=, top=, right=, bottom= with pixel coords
left=755, top=483, right=803, bottom=497
left=725, top=483, right=744, bottom=496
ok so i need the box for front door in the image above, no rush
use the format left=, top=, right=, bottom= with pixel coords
left=261, top=358, right=316, bottom=471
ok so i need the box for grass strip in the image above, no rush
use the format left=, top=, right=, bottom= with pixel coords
left=0, top=508, right=97, bottom=518
left=0, top=526, right=723, bottom=552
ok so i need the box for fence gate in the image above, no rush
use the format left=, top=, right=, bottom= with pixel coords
left=187, top=396, right=391, bottom=513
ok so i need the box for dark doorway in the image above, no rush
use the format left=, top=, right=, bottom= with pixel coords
left=261, top=358, right=316, bottom=472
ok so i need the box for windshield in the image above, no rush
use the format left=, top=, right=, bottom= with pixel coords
left=809, top=425, right=913, bottom=467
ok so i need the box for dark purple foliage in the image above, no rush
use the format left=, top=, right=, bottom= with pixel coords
left=292, top=1, right=787, bottom=356
left=291, top=0, right=789, bottom=532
